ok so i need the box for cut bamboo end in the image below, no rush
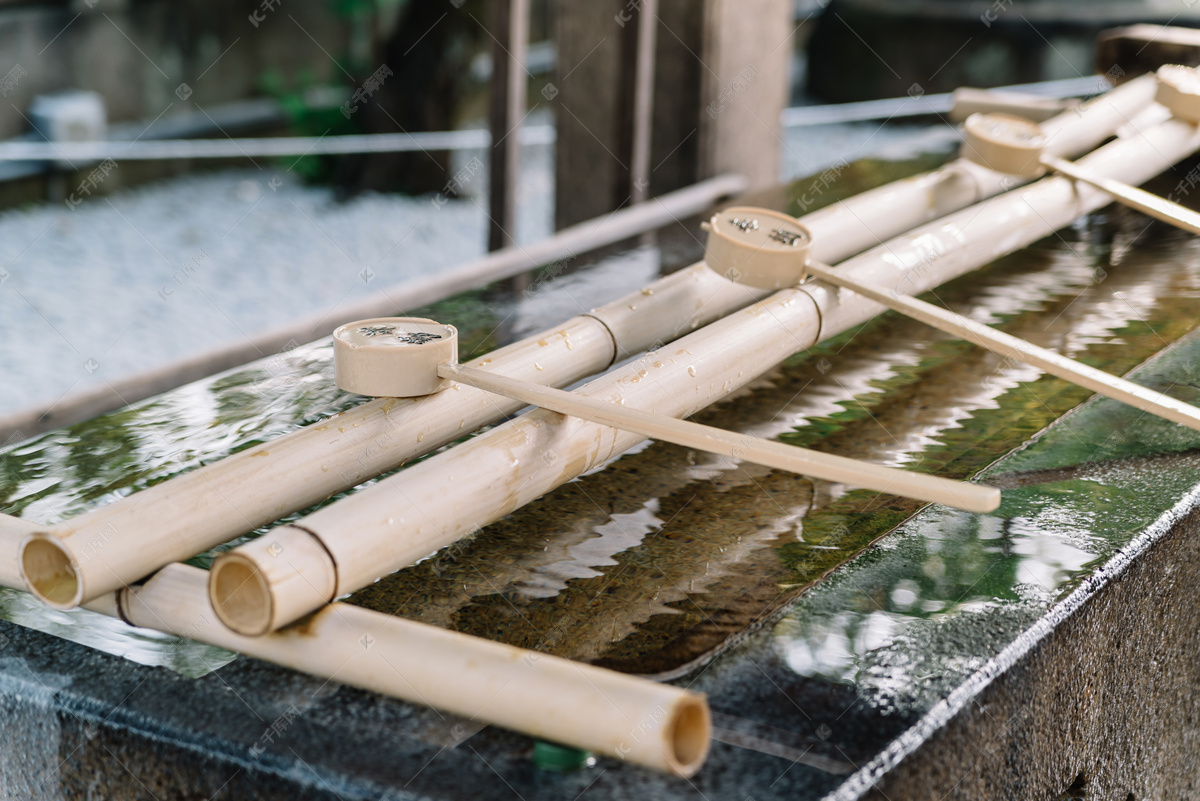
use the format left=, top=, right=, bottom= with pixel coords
left=209, top=553, right=274, bottom=636
left=210, top=525, right=336, bottom=636
left=20, top=534, right=83, bottom=608
left=663, top=694, right=712, bottom=776
left=1155, top=64, right=1200, bottom=123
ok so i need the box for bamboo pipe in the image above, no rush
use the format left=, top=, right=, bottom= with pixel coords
left=124, top=564, right=710, bottom=777
left=805, top=261, right=1200, bottom=431
left=206, top=114, right=1200, bottom=637
left=0, top=512, right=711, bottom=777
left=17, top=75, right=1157, bottom=610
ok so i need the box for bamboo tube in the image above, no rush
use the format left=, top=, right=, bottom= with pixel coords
left=123, top=564, right=710, bottom=777
left=17, top=75, right=1157, bottom=610
left=207, top=113, right=1200, bottom=637
left=0, top=517, right=710, bottom=778
left=806, top=261, right=1200, bottom=431
left=439, top=363, right=999, bottom=513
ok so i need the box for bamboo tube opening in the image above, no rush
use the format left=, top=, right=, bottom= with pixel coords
left=667, top=696, right=711, bottom=777
left=209, top=555, right=273, bottom=636
left=21, top=536, right=80, bottom=607
left=210, top=526, right=337, bottom=636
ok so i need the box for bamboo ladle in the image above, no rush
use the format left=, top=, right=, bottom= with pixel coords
left=957, top=65, right=1200, bottom=235
left=700, top=205, right=1200, bottom=432
left=332, top=318, right=1000, bottom=513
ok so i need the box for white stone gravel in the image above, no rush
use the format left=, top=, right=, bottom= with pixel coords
left=0, top=118, right=951, bottom=417
left=0, top=143, right=554, bottom=416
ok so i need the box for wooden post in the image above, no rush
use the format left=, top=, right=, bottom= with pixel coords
left=625, top=0, right=658, bottom=204
left=487, top=0, right=529, bottom=254
left=697, top=0, right=792, bottom=191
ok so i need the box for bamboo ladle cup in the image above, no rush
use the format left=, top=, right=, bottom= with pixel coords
left=331, top=317, right=1000, bottom=513
left=701, top=205, right=1200, bottom=433
left=958, top=65, right=1200, bottom=236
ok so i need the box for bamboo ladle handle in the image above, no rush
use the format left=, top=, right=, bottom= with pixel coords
left=1040, top=154, right=1200, bottom=236
left=804, top=261, right=1200, bottom=432
left=961, top=66, right=1200, bottom=236
left=330, top=318, right=1000, bottom=513
left=437, top=363, right=1000, bottom=513
left=697, top=202, right=1200, bottom=434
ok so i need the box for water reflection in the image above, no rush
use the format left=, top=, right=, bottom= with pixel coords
left=771, top=328, right=1200, bottom=717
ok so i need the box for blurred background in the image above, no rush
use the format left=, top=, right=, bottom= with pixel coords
left=0, top=0, right=1192, bottom=425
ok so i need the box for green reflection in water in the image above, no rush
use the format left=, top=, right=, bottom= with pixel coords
left=772, top=328, right=1200, bottom=717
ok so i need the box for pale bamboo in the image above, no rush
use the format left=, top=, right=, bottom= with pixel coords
left=806, top=261, right=1200, bottom=431
left=17, top=74, right=1157, bottom=610
left=439, top=363, right=1000, bottom=513
left=127, top=564, right=710, bottom=777
left=0, top=516, right=710, bottom=778
left=207, top=114, right=1200, bottom=637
